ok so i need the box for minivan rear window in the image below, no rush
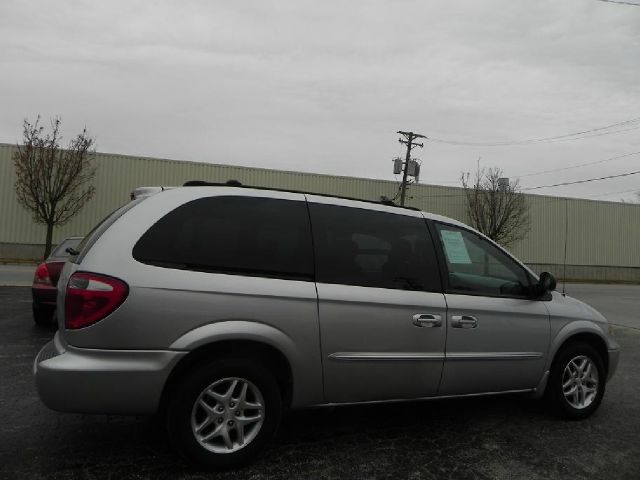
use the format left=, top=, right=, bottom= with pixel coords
left=132, top=196, right=314, bottom=281
left=71, top=198, right=143, bottom=264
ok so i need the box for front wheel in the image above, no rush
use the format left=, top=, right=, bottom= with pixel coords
left=166, top=358, right=282, bottom=470
left=546, top=342, right=606, bottom=419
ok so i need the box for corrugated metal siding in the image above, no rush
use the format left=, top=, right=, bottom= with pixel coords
left=1, top=143, right=639, bottom=267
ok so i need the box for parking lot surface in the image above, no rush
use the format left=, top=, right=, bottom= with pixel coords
left=0, top=286, right=639, bottom=480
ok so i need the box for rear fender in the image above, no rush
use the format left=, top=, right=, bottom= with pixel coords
left=169, top=320, right=323, bottom=407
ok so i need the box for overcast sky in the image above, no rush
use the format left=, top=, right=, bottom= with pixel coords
left=1, top=0, right=639, bottom=201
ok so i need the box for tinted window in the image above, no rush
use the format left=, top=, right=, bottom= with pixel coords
left=434, top=222, right=531, bottom=297
left=133, top=196, right=314, bottom=281
left=309, top=203, right=441, bottom=292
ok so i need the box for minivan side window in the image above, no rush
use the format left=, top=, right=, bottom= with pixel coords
left=308, top=203, right=441, bottom=292
left=434, top=222, right=531, bottom=298
left=133, top=196, right=314, bottom=281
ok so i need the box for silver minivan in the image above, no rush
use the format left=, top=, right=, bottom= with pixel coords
left=34, top=183, right=620, bottom=469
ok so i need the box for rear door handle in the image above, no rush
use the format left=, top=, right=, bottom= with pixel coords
left=412, top=314, right=442, bottom=328
left=451, top=315, right=478, bottom=328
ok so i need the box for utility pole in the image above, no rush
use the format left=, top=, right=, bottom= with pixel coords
left=397, top=131, right=426, bottom=206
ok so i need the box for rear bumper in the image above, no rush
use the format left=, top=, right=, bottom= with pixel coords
left=34, top=332, right=186, bottom=414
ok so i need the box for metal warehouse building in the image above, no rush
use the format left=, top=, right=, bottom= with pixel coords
left=1, top=143, right=639, bottom=281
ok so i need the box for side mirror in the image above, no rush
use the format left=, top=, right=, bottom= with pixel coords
left=536, top=272, right=557, bottom=297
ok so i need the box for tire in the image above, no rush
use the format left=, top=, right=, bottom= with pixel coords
left=32, top=304, right=54, bottom=326
left=546, top=342, right=606, bottom=419
left=166, top=358, right=282, bottom=470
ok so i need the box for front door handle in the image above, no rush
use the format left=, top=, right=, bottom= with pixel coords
left=413, top=314, right=442, bottom=328
left=451, top=315, right=478, bottom=328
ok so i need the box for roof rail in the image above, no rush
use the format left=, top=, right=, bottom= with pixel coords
left=181, top=180, right=420, bottom=211
left=183, top=179, right=242, bottom=187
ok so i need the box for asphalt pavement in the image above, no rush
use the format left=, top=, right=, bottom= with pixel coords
left=558, top=283, right=640, bottom=330
left=0, top=286, right=639, bottom=480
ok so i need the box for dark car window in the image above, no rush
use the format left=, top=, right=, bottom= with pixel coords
left=308, top=203, right=441, bottom=292
left=434, top=222, right=531, bottom=298
left=133, top=196, right=314, bottom=281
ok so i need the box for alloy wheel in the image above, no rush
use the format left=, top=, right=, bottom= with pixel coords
left=190, top=377, right=265, bottom=454
left=562, top=355, right=599, bottom=410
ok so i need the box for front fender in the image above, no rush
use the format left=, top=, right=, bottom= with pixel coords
left=545, top=320, right=609, bottom=373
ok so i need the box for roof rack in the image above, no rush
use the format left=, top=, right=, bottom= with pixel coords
left=182, top=179, right=421, bottom=211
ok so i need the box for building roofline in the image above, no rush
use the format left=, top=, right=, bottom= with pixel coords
left=1, top=142, right=638, bottom=208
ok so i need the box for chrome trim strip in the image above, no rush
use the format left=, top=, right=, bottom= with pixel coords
left=329, top=352, right=445, bottom=361
left=446, top=352, right=543, bottom=361
left=329, top=352, right=542, bottom=362
left=313, top=388, right=534, bottom=408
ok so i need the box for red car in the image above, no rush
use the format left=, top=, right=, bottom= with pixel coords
left=32, top=236, right=82, bottom=325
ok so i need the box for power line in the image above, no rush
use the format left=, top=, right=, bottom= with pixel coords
left=597, top=0, right=640, bottom=6
left=518, top=150, right=640, bottom=178
left=412, top=169, right=640, bottom=199
left=542, top=124, right=640, bottom=143
left=522, top=170, right=640, bottom=191
left=402, top=150, right=640, bottom=198
left=425, top=115, right=640, bottom=147
left=416, top=149, right=640, bottom=185
left=428, top=124, right=640, bottom=146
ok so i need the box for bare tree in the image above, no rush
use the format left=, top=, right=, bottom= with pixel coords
left=13, top=116, right=96, bottom=258
left=461, top=167, right=530, bottom=248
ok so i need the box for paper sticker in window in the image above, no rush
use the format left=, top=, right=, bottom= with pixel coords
left=440, top=230, right=472, bottom=264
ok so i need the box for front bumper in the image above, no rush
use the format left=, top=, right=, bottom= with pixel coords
left=34, top=332, right=186, bottom=414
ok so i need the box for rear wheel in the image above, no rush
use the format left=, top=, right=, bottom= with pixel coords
left=166, top=358, right=282, bottom=469
left=546, top=342, right=605, bottom=419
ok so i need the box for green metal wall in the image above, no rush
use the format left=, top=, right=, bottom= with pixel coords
left=1, top=143, right=639, bottom=267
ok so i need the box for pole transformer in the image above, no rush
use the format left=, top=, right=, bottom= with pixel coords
left=397, top=131, right=426, bottom=206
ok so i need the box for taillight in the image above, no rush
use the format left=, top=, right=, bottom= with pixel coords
left=33, top=263, right=52, bottom=285
left=65, top=272, right=129, bottom=329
